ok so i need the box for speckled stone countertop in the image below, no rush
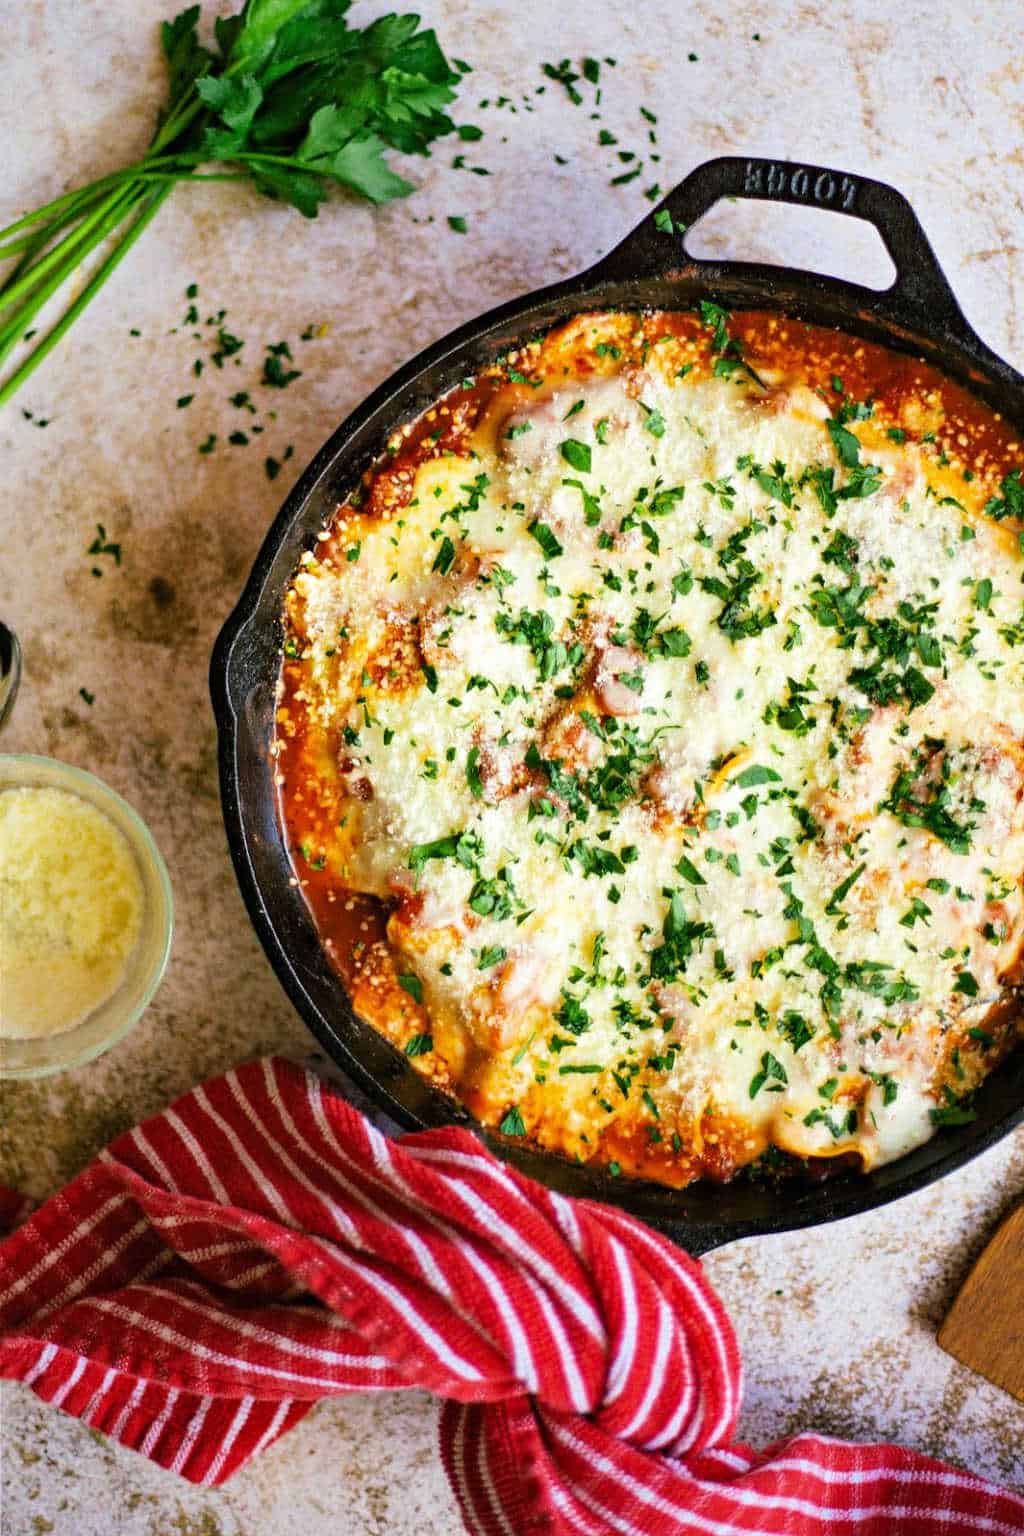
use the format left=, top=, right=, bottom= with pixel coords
left=3, top=1, right=1023, bottom=1530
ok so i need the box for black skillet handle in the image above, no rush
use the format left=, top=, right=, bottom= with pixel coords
left=592, top=154, right=972, bottom=336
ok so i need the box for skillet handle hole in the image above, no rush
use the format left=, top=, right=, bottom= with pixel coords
left=682, top=198, right=898, bottom=292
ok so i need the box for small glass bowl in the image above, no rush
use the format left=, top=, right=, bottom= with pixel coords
left=0, top=754, right=173, bottom=1079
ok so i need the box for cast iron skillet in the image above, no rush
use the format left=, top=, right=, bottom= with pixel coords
left=211, top=155, right=1024, bottom=1254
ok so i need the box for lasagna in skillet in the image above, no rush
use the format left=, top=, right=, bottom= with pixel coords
left=276, top=307, right=1024, bottom=1186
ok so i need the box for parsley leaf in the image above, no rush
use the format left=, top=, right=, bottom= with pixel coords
left=984, top=469, right=1023, bottom=523
left=466, top=745, right=484, bottom=798
left=560, top=438, right=592, bottom=473
left=733, top=764, right=781, bottom=788
left=649, top=890, right=713, bottom=980
left=697, top=299, right=765, bottom=387
left=929, top=1086, right=978, bottom=1127
left=432, top=535, right=457, bottom=574
left=409, top=830, right=483, bottom=878
left=827, top=418, right=862, bottom=467
left=881, top=743, right=976, bottom=854
left=749, top=1050, right=787, bottom=1098
left=825, top=862, right=866, bottom=915
left=638, top=401, right=666, bottom=437
left=528, top=520, right=564, bottom=560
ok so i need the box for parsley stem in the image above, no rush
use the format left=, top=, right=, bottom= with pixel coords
left=0, top=183, right=143, bottom=312
left=0, top=202, right=101, bottom=262
left=0, top=181, right=117, bottom=244
left=0, top=145, right=314, bottom=256
left=0, top=186, right=144, bottom=367
left=0, top=183, right=148, bottom=257
left=0, top=228, right=65, bottom=260
left=61, top=148, right=354, bottom=176
left=0, top=183, right=173, bottom=407
left=148, top=93, right=205, bottom=154
left=0, top=219, right=71, bottom=283
left=85, top=170, right=251, bottom=184
left=0, top=182, right=126, bottom=287
left=0, top=162, right=194, bottom=255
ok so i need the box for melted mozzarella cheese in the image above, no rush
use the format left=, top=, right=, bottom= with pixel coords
left=286, top=318, right=1024, bottom=1183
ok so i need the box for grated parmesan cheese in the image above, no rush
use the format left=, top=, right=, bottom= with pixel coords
left=0, top=787, right=143, bottom=1038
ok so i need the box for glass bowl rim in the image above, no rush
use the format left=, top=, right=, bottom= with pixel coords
left=0, top=752, right=174, bottom=1079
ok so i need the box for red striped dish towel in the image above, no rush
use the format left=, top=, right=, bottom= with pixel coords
left=1, top=1057, right=1020, bottom=1534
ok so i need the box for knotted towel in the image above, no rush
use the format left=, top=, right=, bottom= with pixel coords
left=1, top=1057, right=1021, bottom=1534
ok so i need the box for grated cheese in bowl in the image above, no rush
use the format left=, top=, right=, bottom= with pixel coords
left=0, top=756, right=172, bottom=1077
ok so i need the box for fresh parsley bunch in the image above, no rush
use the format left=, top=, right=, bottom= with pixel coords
left=0, top=0, right=461, bottom=404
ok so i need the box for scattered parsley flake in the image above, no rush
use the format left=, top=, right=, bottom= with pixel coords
left=399, top=975, right=424, bottom=1005
left=499, top=1105, right=527, bottom=1136
left=560, top=438, right=592, bottom=473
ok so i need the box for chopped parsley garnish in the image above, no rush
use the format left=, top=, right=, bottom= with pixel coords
left=803, top=1105, right=856, bottom=1139
left=764, top=674, right=817, bottom=736
left=639, top=401, right=666, bottom=437
left=737, top=454, right=795, bottom=508
left=881, top=743, right=976, bottom=854
left=825, top=862, right=866, bottom=915
left=468, top=870, right=518, bottom=921
left=562, top=478, right=603, bottom=524
left=260, top=342, right=300, bottom=390
left=844, top=960, right=919, bottom=1006
left=928, top=1087, right=977, bottom=1127
left=409, top=830, right=483, bottom=879
left=700, top=563, right=776, bottom=641
left=649, top=485, right=686, bottom=517
left=555, top=993, right=591, bottom=1036
left=777, top=1012, right=814, bottom=1052
left=675, top=853, right=706, bottom=885
left=827, top=417, right=862, bottom=468
left=477, top=945, right=507, bottom=970
left=87, top=523, right=121, bottom=566
left=649, top=890, right=713, bottom=980
left=984, top=469, right=1023, bottom=523
left=733, top=764, right=781, bottom=788
left=432, top=535, right=457, bottom=574
left=466, top=746, right=484, bottom=798
left=496, top=608, right=580, bottom=679
left=698, top=299, right=765, bottom=387
left=542, top=58, right=583, bottom=103
left=560, top=438, right=592, bottom=473
left=568, top=840, right=628, bottom=878
left=749, top=1051, right=787, bottom=1098
left=528, top=520, right=564, bottom=560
